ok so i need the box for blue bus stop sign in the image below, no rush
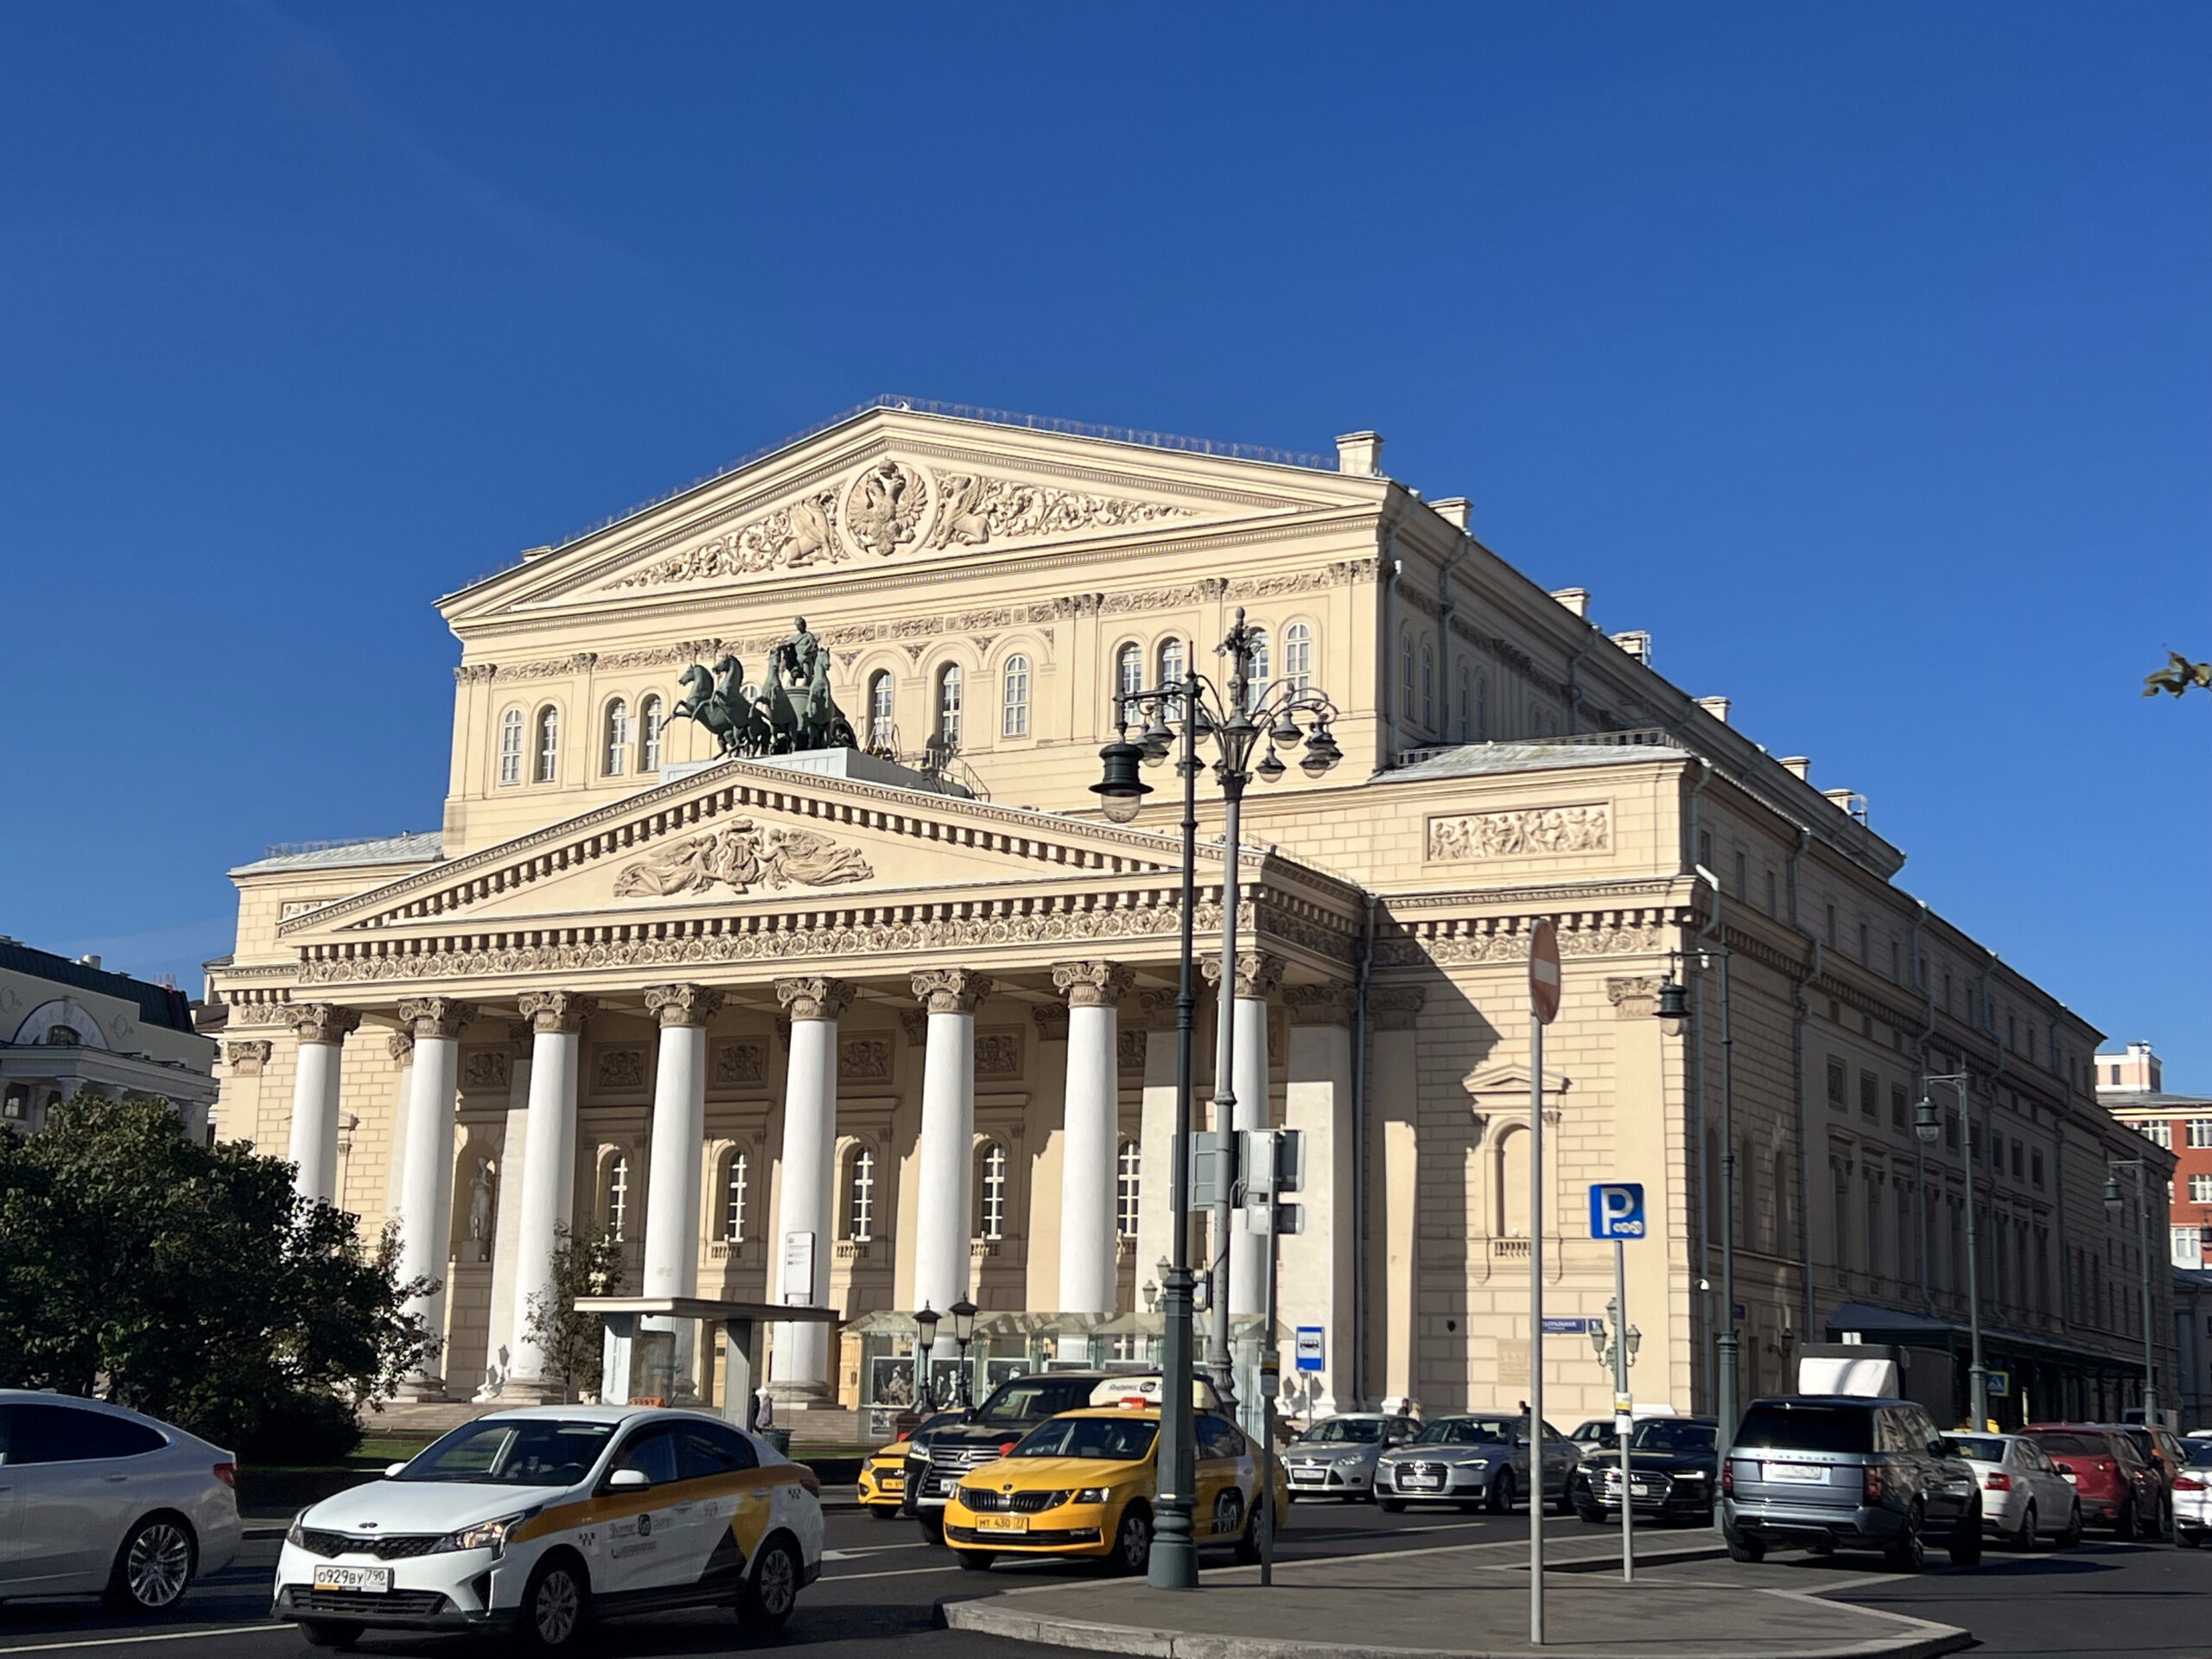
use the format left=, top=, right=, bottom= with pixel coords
left=1589, top=1183, right=1646, bottom=1241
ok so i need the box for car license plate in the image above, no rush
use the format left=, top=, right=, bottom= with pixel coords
left=976, top=1515, right=1028, bottom=1534
left=2061, top=1471, right=2078, bottom=1484
left=1767, top=1463, right=1827, bottom=1484
left=311, top=1565, right=392, bottom=1594
left=1630, top=1482, right=1653, bottom=1497
left=1402, top=1475, right=1441, bottom=1490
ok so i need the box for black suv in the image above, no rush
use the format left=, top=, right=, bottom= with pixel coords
left=1722, top=1395, right=1983, bottom=1572
left=902, top=1371, right=1120, bottom=1537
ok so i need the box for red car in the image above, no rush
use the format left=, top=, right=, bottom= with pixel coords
left=2021, top=1425, right=2164, bottom=1541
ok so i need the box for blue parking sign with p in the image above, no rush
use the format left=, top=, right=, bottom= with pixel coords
left=1590, top=1183, right=1645, bottom=1240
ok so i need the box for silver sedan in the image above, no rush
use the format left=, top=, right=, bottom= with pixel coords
left=1282, top=1414, right=1422, bottom=1502
left=0, top=1390, right=244, bottom=1613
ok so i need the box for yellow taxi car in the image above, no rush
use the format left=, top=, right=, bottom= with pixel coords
left=856, top=1441, right=909, bottom=1520
left=943, top=1405, right=1288, bottom=1574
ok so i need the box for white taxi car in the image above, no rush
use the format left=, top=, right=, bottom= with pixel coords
left=274, top=1406, right=823, bottom=1651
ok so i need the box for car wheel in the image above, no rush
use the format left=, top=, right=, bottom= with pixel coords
left=2180, top=1528, right=2203, bottom=1549
left=1948, top=1498, right=1983, bottom=1567
left=1211, top=1488, right=1246, bottom=1545
left=1110, top=1503, right=1153, bottom=1576
left=2115, top=1498, right=2139, bottom=1541
left=105, top=1515, right=195, bottom=1614
left=1232, top=1499, right=1266, bottom=1566
left=1380, top=1498, right=1407, bottom=1514
left=954, top=1549, right=995, bottom=1572
left=869, top=1505, right=903, bottom=1522
left=296, top=1622, right=365, bottom=1650
left=1884, top=1504, right=1927, bottom=1573
left=2011, top=1501, right=2037, bottom=1553
left=2158, top=1499, right=2173, bottom=1541
left=738, top=1536, right=803, bottom=1632
left=2057, top=1502, right=2083, bottom=1550
left=1726, top=1532, right=1765, bottom=1564
left=1576, top=1505, right=1606, bottom=1525
left=518, top=1554, right=589, bottom=1652
left=1487, top=1471, right=1516, bottom=1515
left=918, top=1511, right=945, bottom=1545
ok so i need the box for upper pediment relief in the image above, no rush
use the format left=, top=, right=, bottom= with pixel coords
left=587, top=456, right=1238, bottom=597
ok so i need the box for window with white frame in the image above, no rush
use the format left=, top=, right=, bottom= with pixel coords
left=936, top=664, right=962, bottom=747
left=1282, top=622, right=1312, bottom=695
left=1420, top=641, right=1435, bottom=730
left=1001, top=654, right=1030, bottom=737
left=1400, top=632, right=1414, bottom=722
left=1115, top=642, right=1143, bottom=721
left=2190, top=1118, right=2212, bottom=1148
left=867, top=671, right=893, bottom=746
left=604, top=1154, right=630, bottom=1243
left=846, top=1147, right=876, bottom=1243
left=723, top=1150, right=747, bottom=1243
left=2139, top=1120, right=2172, bottom=1149
left=977, top=1141, right=1007, bottom=1240
left=498, top=708, right=524, bottom=785
left=603, top=698, right=631, bottom=776
left=1245, top=628, right=1270, bottom=710
left=1116, top=1139, right=1141, bottom=1236
left=534, top=706, right=560, bottom=783
left=1159, top=639, right=1185, bottom=719
left=640, top=696, right=664, bottom=771
left=2192, top=1173, right=2212, bottom=1205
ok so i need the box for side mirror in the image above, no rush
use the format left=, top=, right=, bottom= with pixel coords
left=383, top=1462, right=409, bottom=1478
left=607, top=1468, right=650, bottom=1490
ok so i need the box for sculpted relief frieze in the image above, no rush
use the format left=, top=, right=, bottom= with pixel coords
left=605, top=458, right=1198, bottom=594
left=1427, top=804, right=1610, bottom=862
left=612, top=820, right=874, bottom=899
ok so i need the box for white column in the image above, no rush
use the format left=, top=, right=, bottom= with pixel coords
left=912, top=969, right=993, bottom=1370
left=640, top=983, right=721, bottom=1402
left=1135, top=991, right=1180, bottom=1316
left=1055, top=962, right=1132, bottom=1327
left=385, top=1032, right=415, bottom=1224
left=285, top=1005, right=359, bottom=1204
left=396, top=996, right=474, bottom=1400
left=1368, top=988, right=1426, bottom=1406
left=1280, top=982, right=1356, bottom=1416
left=769, top=976, right=855, bottom=1399
left=480, top=1033, right=534, bottom=1399
left=505, top=992, right=593, bottom=1402
left=1208, top=951, right=1282, bottom=1319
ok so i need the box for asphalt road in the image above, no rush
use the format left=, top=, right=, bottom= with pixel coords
left=0, top=1501, right=2198, bottom=1658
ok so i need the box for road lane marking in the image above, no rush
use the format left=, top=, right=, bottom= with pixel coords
left=0, top=1627, right=289, bottom=1654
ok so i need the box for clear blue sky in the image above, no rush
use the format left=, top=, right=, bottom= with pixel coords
left=3, top=4, right=2204, bottom=1084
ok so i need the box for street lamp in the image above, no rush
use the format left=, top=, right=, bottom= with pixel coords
left=2105, top=1160, right=2159, bottom=1425
left=1653, top=929, right=1738, bottom=1443
left=913, top=1302, right=940, bottom=1408
left=1093, top=612, right=1341, bottom=1592
left=949, top=1297, right=978, bottom=1410
left=1917, top=1071, right=1987, bottom=1427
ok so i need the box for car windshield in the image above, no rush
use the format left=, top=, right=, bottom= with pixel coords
left=1943, top=1435, right=2009, bottom=1463
left=2024, top=1431, right=2108, bottom=1458
left=2183, top=1440, right=2212, bottom=1468
left=1732, top=1405, right=1872, bottom=1454
left=396, top=1419, right=614, bottom=1485
left=1010, top=1415, right=1159, bottom=1463
left=1632, top=1421, right=1717, bottom=1453
left=977, top=1378, right=1101, bottom=1427
left=1300, top=1419, right=1385, bottom=1445
left=1413, top=1417, right=1516, bottom=1446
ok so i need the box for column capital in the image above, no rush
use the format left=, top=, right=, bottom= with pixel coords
left=776, top=976, right=856, bottom=1023
left=1369, top=986, right=1427, bottom=1033
left=287, top=1003, right=361, bottom=1045
left=1283, top=980, right=1358, bottom=1027
left=226, top=1039, right=272, bottom=1075
left=1201, top=950, right=1285, bottom=1001
left=644, top=983, right=724, bottom=1028
left=912, top=968, right=994, bottom=1016
left=898, top=1007, right=928, bottom=1046
left=517, top=990, right=597, bottom=1034
left=1052, top=961, right=1134, bottom=1009
left=397, top=997, right=476, bottom=1040
left=388, top=1031, right=416, bottom=1065
left=1139, top=988, right=1182, bottom=1033
left=1605, top=976, right=1662, bottom=1020
left=1033, top=1003, right=1070, bottom=1043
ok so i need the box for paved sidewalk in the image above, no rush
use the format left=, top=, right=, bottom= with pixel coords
left=939, top=1532, right=1970, bottom=1659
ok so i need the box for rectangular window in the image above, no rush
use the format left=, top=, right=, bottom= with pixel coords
left=1859, top=921, right=1869, bottom=963
left=1859, top=1071, right=1878, bottom=1119
left=2190, top=1119, right=2212, bottom=1149
left=1890, top=940, right=1900, bottom=982
left=1699, top=831, right=1712, bottom=870
left=2031, top=1150, right=2044, bottom=1188
left=1733, top=850, right=1746, bottom=899
left=1891, top=1084, right=1907, bottom=1130
left=2192, top=1174, right=2212, bottom=1205
left=2011, top=1141, right=2023, bottom=1179
left=1827, top=1058, right=1847, bottom=1110
left=2141, top=1121, right=2172, bottom=1149
left=1764, top=870, right=1777, bottom=917
left=1116, top=1141, right=1141, bottom=1236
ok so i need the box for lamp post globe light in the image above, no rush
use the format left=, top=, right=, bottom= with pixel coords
left=1092, top=609, right=1341, bottom=1591
left=913, top=1302, right=941, bottom=1408
left=2104, top=1160, right=2159, bottom=1425
left=1917, top=1072, right=1987, bottom=1428
left=949, top=1297, right=979, bottom=1409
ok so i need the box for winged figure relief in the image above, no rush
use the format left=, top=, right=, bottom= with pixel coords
left=612, top=820, right=871, bottom=898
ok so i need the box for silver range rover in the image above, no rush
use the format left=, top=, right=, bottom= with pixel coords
left=1283, top=1414, right=1421, bottom=1502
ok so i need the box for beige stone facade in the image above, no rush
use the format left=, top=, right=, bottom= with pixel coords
left=207, top=401, right=2172, bottom=1427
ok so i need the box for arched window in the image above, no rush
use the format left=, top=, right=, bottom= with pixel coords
left=1114, top=642, right=1143, bottom=721
left=1283, top=623, right=1313, bottom=695
left=976, top=1141, right=1007, bottom=1240
left=1158, top=639, right=1185, bottom=719
left=1420, top=642, right=1435, bottom=731
left=846, top=1146, right=876, bottom=1243
left=498, top=708, right=524, bottom=786
left=722, top=1150, right=748, bottom=1243
left=1400, top=632, right=1415, bottom=724
left=936, top=664, right=963, bottom=748
left=1456, top=665, right=1471, bottom=742
left=1244, top=628, right=1270, bottom=711
left=640, top=696, right=664, bottom=771
left=603, top=698, right=631, bottom=776
left=1116, top=1140, right=1141, bottom=1236
left=868, top=671, right=894, bottom=747
left=604, top=1154, right=630, bottom=1243
left=1001, top=654, right=1030, bottom=738
left=1497, top=1126, right=1529, bottom=1236
left=534, top=706, right=560, bottom=784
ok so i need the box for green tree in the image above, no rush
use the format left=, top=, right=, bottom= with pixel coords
left=519, top=1223, right=626, bottom=1403
left=2145, top=652, right=2212, bottom=698
left=0, top=1093, right=433, bottom=1459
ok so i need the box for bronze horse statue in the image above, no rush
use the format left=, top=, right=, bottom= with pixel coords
left=673, top=638, right=855, bottom=759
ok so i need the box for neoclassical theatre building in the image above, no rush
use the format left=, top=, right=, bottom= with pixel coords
left=207, top=399, right=2171, bottom=1429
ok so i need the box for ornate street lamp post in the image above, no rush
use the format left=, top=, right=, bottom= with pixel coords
left=1654, top=930, right=1738, bottom=1443
left=1915, top=1073, right=1986, bottom=1427
left=949, top=1297, right=979, bottom=1411
left=2104, top=1160, right=2159, bottom=1425
left=913, top=1301, right=941, bottom=1408
left=1092, top=610, right=1341, bottom=1590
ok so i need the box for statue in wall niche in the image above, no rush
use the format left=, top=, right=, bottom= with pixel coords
left=468, top=1157, right=497, bottom=1262
left=671, top=619, right=856, bottom=760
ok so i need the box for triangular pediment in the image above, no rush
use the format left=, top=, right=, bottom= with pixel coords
left=448, top=404, right=1376, bottom=620
left=277, top=756, right=1205, bottom=942
left=1461, top=1063, right=1573, bottom=1100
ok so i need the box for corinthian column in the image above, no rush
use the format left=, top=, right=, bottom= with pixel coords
left=912, top=969, right=993, bottom=1369
left=505, top=992, right=594, bottom=1402
left=285, top=1004, right=361, bottom=1205
left=396, top=996, right=475, bottom=1400
left=770, top=976, right=855, bottom=1401
left=1054, top=963, right=1132, bottom=1328
left=640, top=984, right=722, bottom=1402
left=1205, top=950, right=1283, bottom=1318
